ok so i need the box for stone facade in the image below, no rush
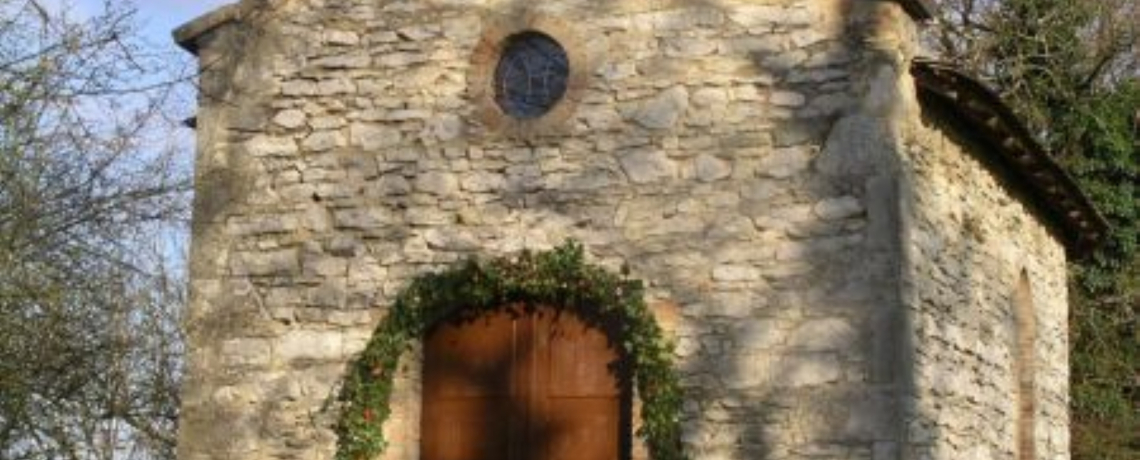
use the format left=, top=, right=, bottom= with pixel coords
left=176, top=1, right=1074, bottom=460
left=897, top=107, right=1071, bottom=460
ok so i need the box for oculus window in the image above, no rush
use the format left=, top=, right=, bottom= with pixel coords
left=494, top=32, right=569, bottom=119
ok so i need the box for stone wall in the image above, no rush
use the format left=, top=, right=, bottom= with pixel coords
left=176, top=1, right=957, bottom=460
left=898, top=105, right=1071, bottom=460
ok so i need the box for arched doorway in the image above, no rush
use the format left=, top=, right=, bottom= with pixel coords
left=333, top=242, right=684, bottom=460
left=421, top=304, right=631, bottom=460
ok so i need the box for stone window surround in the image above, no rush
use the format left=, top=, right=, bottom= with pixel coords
left=467, top=12, right=589, bottom=138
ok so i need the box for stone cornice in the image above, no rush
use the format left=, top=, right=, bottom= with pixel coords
left=174, top=1, right=938, bottom=55
left=173, top=3, right=240, bottom=55
left=911, top=59, right=1110, bottom=256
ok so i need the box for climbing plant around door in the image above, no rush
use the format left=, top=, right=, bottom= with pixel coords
left=334, top=240, right=687, bottom=460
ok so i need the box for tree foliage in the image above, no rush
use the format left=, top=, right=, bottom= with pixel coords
left=930, top=1, right=1138, bottom=458
left=0, top=1, right=190, bottom=459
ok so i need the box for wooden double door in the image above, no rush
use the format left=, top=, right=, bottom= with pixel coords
left=422, top=305, right=629, bottom=460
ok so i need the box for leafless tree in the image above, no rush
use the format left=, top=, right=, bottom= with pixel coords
left=0, top=1, right=191, bottom=459
left=926, top=0, right=1139, bottom=140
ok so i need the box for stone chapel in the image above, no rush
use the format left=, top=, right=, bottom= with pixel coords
left=173, top=1, right=1107, bottom=460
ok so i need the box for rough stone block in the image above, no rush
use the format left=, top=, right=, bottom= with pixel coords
left=272, top=109, right=306, bottom=129
left=694, top=154, right=732, bottom=182
left=333, top=208, right=390, bottom=230
left=276, top=330, right=343, bottom=362
left=619, top=149, right=676, bottom=184
left=316, top=78, right=355, bottom=95
left=231, top=249, right=299, bottom=276
left=324, top=30, right=360, bottom=45
left=818, top=113, right=892, bottom=177
left=350, top=123, right=401, bottom=150
left=631, top=86, right=689, bottom=130
left=771, top=90, right=807, bottom=107
left=414, top=171, right=459, bottom=195
left=722, top=353, right=772, bottom=389
left=221, top=339, right=272, bottom=367
left=301, top=130, right=344, bottom=152
left=759, top=147, right=813, bottom=178
left=774, top=353, right=842, bottom=387
left=787, top=318, right=858, bottom=351
left=843, top=392, right=898, bottom=441
left=691, top=292, right=763, bottom=318
left=424, top=228, right=480, bottom=251
left=814, top=196, right=864, bottom=220
left=303, top=254, right=348, bottom=278
left=712, top=265, right=762, bottom=282
left=735, top=319, right=787, bottom=351
left=246, top=135, right=298, bottom=157
left=312, top=52, right=370, bottom=69
left=459, top=171, right=506, bottom=192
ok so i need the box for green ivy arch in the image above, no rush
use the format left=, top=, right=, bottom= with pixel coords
left=334, top=241, right=686, bottom=460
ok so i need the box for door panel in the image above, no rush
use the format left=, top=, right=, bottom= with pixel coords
left=539, top=399, right=621, bottom=460
left=421, top=398, right=512, bottom=460
left=547, top=312, right=621, bottom=397
left=422, top=306, right=626, bottom=460
left=423, top=311, right=516, bottom=398
left=423, top=309, right=520, bottom=460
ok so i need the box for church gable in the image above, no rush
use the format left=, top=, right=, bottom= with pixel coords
left=174, top=2, right=1089, bottom=460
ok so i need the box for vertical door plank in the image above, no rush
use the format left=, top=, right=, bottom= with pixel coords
left=535, top=308, right=622, bottom=460
left=422, top=310, right=517, bottom=460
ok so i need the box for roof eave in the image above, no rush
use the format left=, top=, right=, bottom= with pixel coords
left=911, top=59, right=1111, bottom=257
left=897, top=0, right=936, bottom=21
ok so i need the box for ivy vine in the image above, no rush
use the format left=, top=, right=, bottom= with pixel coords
left=334, top=240, right=686, bottom=460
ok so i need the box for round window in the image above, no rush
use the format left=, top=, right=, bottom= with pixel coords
left=494, top=32, right=569, bottom=119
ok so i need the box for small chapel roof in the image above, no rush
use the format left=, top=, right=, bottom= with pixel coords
left=897, top=0, right=936, bottom=20
left=911, top=59, right=1110, bottom=255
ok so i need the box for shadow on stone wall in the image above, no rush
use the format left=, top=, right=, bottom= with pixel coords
left=182, top=0, right=940, bottom=459
left=462, top=1, right=923, bottom=459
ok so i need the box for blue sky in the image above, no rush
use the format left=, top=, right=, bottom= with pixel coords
left=23, top=1, right=232, bottom=265
left=133, top=0, right=233, bottom=42
left=129, top=0, right=234, bottom=46
left=51, top=0, right=234, bottom=48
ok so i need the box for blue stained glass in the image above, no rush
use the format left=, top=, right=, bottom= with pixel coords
left=494, top=32, right=569, bottom=119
